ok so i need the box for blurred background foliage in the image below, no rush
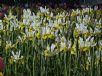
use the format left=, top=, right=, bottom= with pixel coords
left=0, top=0, right=102, bottom=6
left=0, top=0, right=93, bottom=5
left=1, top=0, right=78, bottom=4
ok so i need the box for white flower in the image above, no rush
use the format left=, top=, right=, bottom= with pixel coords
left=72, top=9, right=80, bottom=15
left=57, top=18, right=62, bottom=24
left=0, top=20, right=3, bottom=30
left=18, top=36, right=23, bottom=42
left=60, top=41, right=66, bottom=49
left=31, top=21, right=36, bottom=27
left=6, top=11, right=16, bottom=20
left=25, top=29, right=35, bottom=37
left=94, top=6, right=98, bottom=10
left=80, top=23, right=88, bottom=32
left=40, top=6, right=49, bottom=13
left=94, top=27, right=101, bottom=34
left=67, top=40, right=72, bottom=49
left=83, top=15, right=90, bottom=24
left=61, top=36, right=66, bottom=42
left=98, top=40, right=102, bottom=46
left=42, top=27, right=51, bottom=35
left=88, top=56, right=91, bottom=63
left=27, top=9, right=31, bottom=16
left=23, top=9, right=31, bottom=18
left=77, top=16, right=82, bottom=23
left=5, top=41, right=13, bottom=49
left=42, top=27, right=46, bottom=35
left=79, top=37, right=96, bottom=48
left=47, top=44, right=56, bottom=52
left=51, top=44, right=56, bottom=52
left=60, top=36, right=66, bottom=48
left=46, top=28, right=51, bottom=34
left=82, top=7, right=92, bottom=13
left=95, top=51, right=101, bottom=59
left=85, top=37, right=96, bottom=47
left=48, top=20, right=54, bottom=27
left=76, top=9, right=81, bottom=14
left=76, top=23, right=88, bottom=33
left=23, top=19, right=28, bottom=25
left=9, top=18, right=18, bottom=31
left=50, top=12, right=53, bottom=17
left=79, top=37, right=85, bottom=48
left=23, top=9, right=32, bottom=25
left=98, top=19, right=101, bottom=25
left=11, top=50, right=23, bottom=61
left=89, top=28, right=93, bottom=33
left=55, top=34, right=60, bottom=42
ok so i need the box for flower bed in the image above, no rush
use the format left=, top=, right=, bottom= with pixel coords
left=0, top=6, right=102, bottom=76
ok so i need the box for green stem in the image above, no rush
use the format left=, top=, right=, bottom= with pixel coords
left=15, top=63, right=17, bottom=76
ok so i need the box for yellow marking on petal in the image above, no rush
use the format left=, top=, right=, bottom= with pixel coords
left=0, top=72, right=3, bottom=76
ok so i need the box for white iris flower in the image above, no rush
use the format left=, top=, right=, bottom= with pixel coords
left=0, top=20, right=3, bottom=30
left=11, top=50, right=23, bottom=62
left=79, top=37, right=96, bottom=48
left=40, top=6, right=49, bottom=13
left=76, top=23, right=88, bottom=33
